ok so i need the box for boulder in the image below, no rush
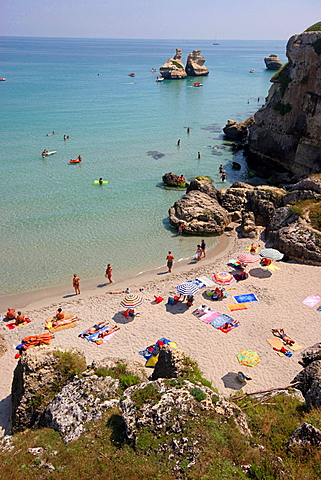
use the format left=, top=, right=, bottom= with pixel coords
left=169, top=190, right=231, bottom=235
left=223, top=118, right=255, bottom=141
left=0, top=334, right=7, bottom=358
left=240, top=211, right=257, bottom=238
left=288, top=423, right=321, bottom=449
left=159, top=49, right=188, bottom=79
left=292, top=358, right=321, bottom=410
left=186, top=178, right=218, bottom=200
left=185, top=50, right=209, bottom=76
left=152, top=346, right=189, bottom=380
left=264, top=54, right=283, bottom=70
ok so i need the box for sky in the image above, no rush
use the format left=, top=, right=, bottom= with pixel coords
left=1, top=0, right=320, bottom=40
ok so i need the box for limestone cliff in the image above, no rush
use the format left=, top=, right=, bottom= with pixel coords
left=248, top=29, right=321, bottom=177
left=159, top=49, right=187, bottom=79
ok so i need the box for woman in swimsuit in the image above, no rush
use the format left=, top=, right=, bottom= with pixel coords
left=73, top=274, right=80, bottom=294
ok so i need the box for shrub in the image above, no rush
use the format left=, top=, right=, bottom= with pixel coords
left=171, top=60, right=184, bottom=69
left=273, top=101, right=292, bottom=116
left=131, top=384, right=162, bottom=409
left=119, top=374, right=140, bottom=389
left=53, top=351, right=87, bottom=380
left=190, top=387, right=206, bottom=402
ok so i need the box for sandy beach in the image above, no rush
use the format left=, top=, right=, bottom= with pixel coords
left=1, top=230, right=320, bottom=437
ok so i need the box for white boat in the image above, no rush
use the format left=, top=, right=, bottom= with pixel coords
left=44, top=151, right=57, bottom=156
left=156, top=76, right=164, bottom=82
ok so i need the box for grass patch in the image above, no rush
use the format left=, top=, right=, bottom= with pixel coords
left=171, top=60, right=184, bottom=69
left=289, top=198, right=321, bottom=230
left=131, top=384, right=162, bottom=409
left=95, top=364, right=140, bottom=391
left=53, top=351, right=87, bottom=380
left=189, top=387, right=207, bottom=402
left=180, top=356, right=214, bottom=389
left=305, top=22, right=321, bottom=32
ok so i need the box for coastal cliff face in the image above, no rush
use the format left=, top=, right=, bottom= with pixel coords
left=248, top=30, right=321, bottom=177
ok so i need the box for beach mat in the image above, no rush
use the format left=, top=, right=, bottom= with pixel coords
left=289, top=341, right=303, bottom=351
left=302, top=295, right=321, bottom=307
left=94, top=330, right=119, bottom=346
left=192, top=305, right=211, bottom=317
left=197, top=275, right=216, bottom=287
left=210, top=313, right=234, bottom=329
left=46, top=320, right=78, bottom=333
left=201, top=310, right=222, bottom=323
left=266, top=337, right=286, bottom=356
left=45, top=312, right=73, bottom=323
left=218, top=322, right=240, bottom=333
left=188, top=278, right=206, bottom=289
left=227, top=303, right=248, bottom=312
left=265, top=264, right=281, bottom=272
left=234, top=293, right=259, bottom=303
left=6, top=318, right=31, bottom=329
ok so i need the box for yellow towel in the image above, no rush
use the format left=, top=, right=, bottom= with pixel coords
left=46, top=320, right=78, bottom=333
left=266, top=337, right=286, bottom=356
left=266, top=264, right=280, bottom=272
left=228, top=303, right=248, bottom=312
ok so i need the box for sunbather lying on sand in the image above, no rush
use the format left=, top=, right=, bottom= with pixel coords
left=51, top=316, right=79, bottom=328
left=271, top=328, right=295, bottom=346
left=97, top=325, right=120, bottom=338
left=79, top=321, right=109, bottom=338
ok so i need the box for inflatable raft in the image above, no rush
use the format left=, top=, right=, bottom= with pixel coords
left=94, top=180, right=108, bottom=184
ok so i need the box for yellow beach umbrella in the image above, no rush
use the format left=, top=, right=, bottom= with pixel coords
left=236, top=349, right=261, bottom=367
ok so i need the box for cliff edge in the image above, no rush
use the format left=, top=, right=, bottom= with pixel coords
left=248, top=27, right=321, bottom=178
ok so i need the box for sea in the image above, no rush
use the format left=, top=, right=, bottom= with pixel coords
left=0, top=37, right=287, bottom=296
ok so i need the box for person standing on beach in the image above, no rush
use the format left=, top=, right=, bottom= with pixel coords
left=105, top=264, right=113, bottom=283
left=201, top=239, right=206, bottom=257
left=73, top=274, right=80, bottom=294
left=166, top=251, right=174, bottom=273
left=196, top=245, right=202, bottom=261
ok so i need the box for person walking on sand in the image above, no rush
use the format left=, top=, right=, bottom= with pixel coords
left=166, top=251, right=174, bottom=273
left=201, top=239, right=206, bottom=257
left=105, top=264, right=113, bottom=283
left=196, top=245, right=202, bottom=261
left=73, top=274, right=80, bottom=294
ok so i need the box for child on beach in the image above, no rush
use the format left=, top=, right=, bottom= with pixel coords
left=105, top=264, right=113, bottom=283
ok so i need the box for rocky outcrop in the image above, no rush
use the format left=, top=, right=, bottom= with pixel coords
left=0, top=333, right=7, bottom=358
left=264, top=54, right=283, bottom=70
left=152, top=346, right=187, bottom=380
left=168, top=188, right=231, bottom=235
left=223, top=117, right=255, bottom=141
left=185, top=50, right=209, bottom=76
left=292, top=343, right=321, bottom=410
left=159, top=49, right=187, bottom=79
left=288, top=423, right=321, bottom=449
left=248, top=30, right=321, bottom=177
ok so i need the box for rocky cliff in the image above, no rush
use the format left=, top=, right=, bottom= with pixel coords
left=264, top=54, right=283, bottom=70
left=185, top=50, right=209, bottom=76
left=248, top=28, right=321, bottom=178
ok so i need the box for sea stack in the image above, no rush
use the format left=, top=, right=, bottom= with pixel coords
left=159, top=49, right=188, bottom=79
left=185, top=50, right=209, bottom=76
left=264, top=54, right=283, bottom=70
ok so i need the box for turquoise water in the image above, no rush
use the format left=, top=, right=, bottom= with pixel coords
left=0, top=38, right=287, bottom=295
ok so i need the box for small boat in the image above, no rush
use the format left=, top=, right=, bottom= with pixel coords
left=44, top=151, right=57, bottom=156
left=0, top=78, right=6, bottom=81
left=150, top=69, right=157, bottom=72
left=193, top=82, right=203, bottom=87
left=156, top=76, right=164, bottom=82
left=69, top=158, right=82, bottom=164
left=249, top=69, right=255, bottom=73
left=128, top=73, right=136, bottom=77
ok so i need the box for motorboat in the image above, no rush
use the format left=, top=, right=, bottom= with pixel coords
left=150, top=69, right=157, bottom=72
left=249, top=69, right=255, bottom=73
left=0, top=78, right=6, bottom=81
left=128, top=73, right=136, bottom=77
left=156, top=76, right=164, bottom=82
left=193, top=82, right=203, bottom=87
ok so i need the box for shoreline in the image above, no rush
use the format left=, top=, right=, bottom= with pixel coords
left=0, top=233, right=233, bottom=313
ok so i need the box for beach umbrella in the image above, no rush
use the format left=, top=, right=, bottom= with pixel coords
left=212, top=272, right=235, bottom=286
left=237, top=253, right=260, bottom=264
left=259, top=248, right=284, bottom=261
left=120, top=294, right=144, bottom=309
left=176, top=282, right=199, bottom=296
left=236, top=349, right=261, bottom=367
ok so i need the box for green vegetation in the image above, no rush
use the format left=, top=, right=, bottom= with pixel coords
left=312, top=34, right=321, bottom=55
left=171, top=60, right=184, bottom=69
left=2, top=393, right=321, bottom=479
left=53, top=351, right=87, bottom=380
left=289, top=198, right=321, bottom=230
left=131, top=383, right=162, bottom=409
left=270, top=63, right=291, bottom=97
left=273, top=101, right=292, bottom=116
left=305, top=22, right=321, bottom=32
left=189, top=387, right=206, bottom=402
left=94, top=364, right=140, bottom=391
left=179, top=355, right=214, bottom=389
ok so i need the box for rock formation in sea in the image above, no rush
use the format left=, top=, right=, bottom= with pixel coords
left=264, top=54, right=283, bottom=70
left=185, top=50, right=209, bottom=76
left=168, top=177, right=321, bottom=264
left=159, top=49, right=188, bottom=79
left=223, top=117, right=255, bottom=141
left=248, top=28, right=321, bottom=178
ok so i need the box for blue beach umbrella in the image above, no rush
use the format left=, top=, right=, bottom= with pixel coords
left=176, top=282, right=199, bottom=296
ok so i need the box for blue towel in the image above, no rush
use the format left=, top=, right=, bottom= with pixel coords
left=233, top=293, right=259, bottom=303
left=79, top=324, right=109, bottom=342
left=210, top=313, right=234, bottom=329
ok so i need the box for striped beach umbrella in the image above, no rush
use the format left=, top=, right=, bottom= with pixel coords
left=237, top=253, right=260, bottom=264
left=120, top=294, right=144, bottom=309
left=176, top=282, right=199, bottom=296
left=236, top=349, right=261, bottom=367
left=259, top=248, right=284, bottom=261
left=212, top=272, right=235, bottom=286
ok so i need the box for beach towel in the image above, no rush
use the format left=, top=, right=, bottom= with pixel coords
left=302, top=295, right=321, bottom=307
left=228, top=259, right=243, bottom=269
left=192, top=305, right=211, bottom=317
left=188, top=279, right=206, bottom=289
left=6, top=318, right=31, bottom=329
left=79, top=323, right=110, bottom=343
left=45, top=312, right=73, bottom=323
left=227, top=303, right=248, bottom=312
left=139, top=338, right=177, bottom=367
left=197, top=275, right=216, bottom=287
left=93, top=330, right=119, bottom=346
left=288, top=341, right=303, bottom=352
left=233, top=293, right=259, bottom=303
left=266, top=338, right=292, bottom=357
left=46, top=320, right=78, bottom=333
left=200, top=310, right=222, bottom=323
left=210, top=313, right=234, bottom=329
left=265, top=264, right=281, bottom=272
left=218, top=321, right=240, bottom=333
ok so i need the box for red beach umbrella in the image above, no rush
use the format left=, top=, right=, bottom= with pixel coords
left=237, top=253, right=260, bottom=264
left=212, top=272, right=235, bottom=286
